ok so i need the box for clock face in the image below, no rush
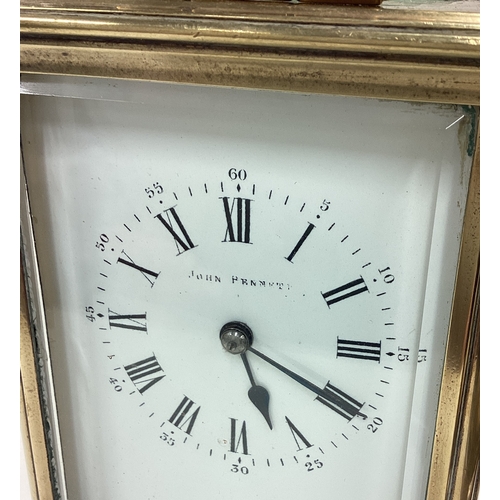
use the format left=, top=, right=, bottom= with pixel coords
left=21, top=76, right=474, bottom=500
left=90, top=174, right=401, bottom=496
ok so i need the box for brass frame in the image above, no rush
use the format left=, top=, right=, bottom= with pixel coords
left=20, top=2, right=480, bottom=499
left=21, top=0, right=479, bottom=104
left=21, top=264, right=54, bottom=500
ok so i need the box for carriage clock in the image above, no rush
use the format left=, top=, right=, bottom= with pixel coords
left=20, top=1, right=479, bottom=499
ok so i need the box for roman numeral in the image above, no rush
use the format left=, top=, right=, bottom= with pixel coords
left=337, top=338, right=381, bottom=362
left=285, top=416, right=313, bottom=451
left=117, top=250, right=160, bottom=287
left=155, top=206, right=196, bottom=255
left=285, top=223, right=315, bottom=262
left=321, top=277, right=368, bottom=307
left=220, top=197, right=252, bottom=243
left=124, top=354, right=165, bottom=394
left=229, top=418, right=249, bottom=455
left=108, top=310, right=147, bottom=332
left=316, top=382, right=364, bottom=421
left=124, top=355, right=165, bottom=394
left=169, top=396, right=200, bottom=435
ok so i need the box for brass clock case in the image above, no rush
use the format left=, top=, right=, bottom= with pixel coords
left=20, top=2, right=479, bottom=500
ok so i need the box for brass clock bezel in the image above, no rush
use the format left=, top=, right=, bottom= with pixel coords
left=20, top=2, right=480, bottom=499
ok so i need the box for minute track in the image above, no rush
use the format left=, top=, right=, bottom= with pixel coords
left=99, top=177, right=395, bottom=480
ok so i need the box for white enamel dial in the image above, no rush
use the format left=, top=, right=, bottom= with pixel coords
left=20, top=75, right=474, bottom=500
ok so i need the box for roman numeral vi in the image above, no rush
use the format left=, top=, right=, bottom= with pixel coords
left=229, top=418, right=249, bottom=455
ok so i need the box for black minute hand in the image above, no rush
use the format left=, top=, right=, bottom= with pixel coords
left=247, top=346, right=366, bottom=421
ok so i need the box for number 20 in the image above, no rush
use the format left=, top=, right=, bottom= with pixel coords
left=367, top=417, right=383, bottom=433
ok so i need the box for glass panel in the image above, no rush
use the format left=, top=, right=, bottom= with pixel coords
left=21, top=75, right=476, bottom=500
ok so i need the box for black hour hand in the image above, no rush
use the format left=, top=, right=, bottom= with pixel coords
left=241, top=352, right=273, bottom=429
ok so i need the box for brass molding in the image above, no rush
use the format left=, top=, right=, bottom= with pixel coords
left=426, top=130, right=480, bottom=500
left=20, top=260, right=55, bottom=500
left=20, top=0, right=479, bottom=105
left=19, top=1, right=479, bottom=29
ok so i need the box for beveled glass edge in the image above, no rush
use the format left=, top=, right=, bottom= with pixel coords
left=20, top=242, right=56, bottom=500
left=426, top=126, right=480, bottom=500
left=20, top=263, right=49, bottom=500
left=21, top=157, right=68, bottom=500
left=449, top=284, right=479, bottom=500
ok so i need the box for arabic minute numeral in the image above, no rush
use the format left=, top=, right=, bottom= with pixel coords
left=145, top=182, right=164, bottom=198
left=108, top=378, right=122, bottom=392
left=305, top=459, right=324, bottom=472
left=228, top=168, right=247, bottom=181
left=319, top=199, right=330, bottom=212
left=160, top=432, right=175, bottom=446
left=378, top=267, right=395, bottom=284
left=231, top=464, right=249, bottom=475
left=367, top=417, right=383, bottom=433
left=85, top=306, right=96, bottom=322
left=95, top=233, right=109, bottom=251
left=398, top=347, right=410, bottom=362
